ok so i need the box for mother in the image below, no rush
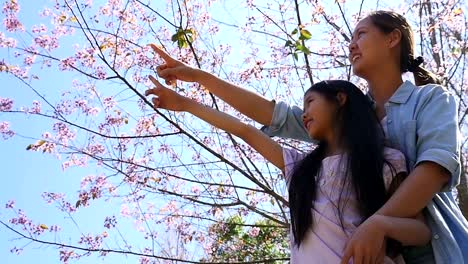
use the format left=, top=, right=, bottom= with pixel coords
left=150, top=10, right=468, bottom=264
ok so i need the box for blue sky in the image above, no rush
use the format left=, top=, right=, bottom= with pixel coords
left=0, top=1, right=158, bottom=263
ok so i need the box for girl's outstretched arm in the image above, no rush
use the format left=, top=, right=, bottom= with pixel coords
left=149, top=44, right=275, bottom=126
left=145, top=76, right=284, bottom=170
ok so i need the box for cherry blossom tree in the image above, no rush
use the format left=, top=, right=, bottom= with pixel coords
left=1, top=0, right=467, bottom=263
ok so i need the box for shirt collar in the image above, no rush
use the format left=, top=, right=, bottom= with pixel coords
left=388, top=81, right=416, bottom=104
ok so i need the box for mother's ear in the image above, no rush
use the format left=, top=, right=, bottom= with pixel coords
left=388, top=28, right=402, bottom=49
left=336, top=92, right=347, bottom=107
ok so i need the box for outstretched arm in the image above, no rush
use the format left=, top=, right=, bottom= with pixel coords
left=149, top=44, right=275, bottom=126
left=145, top=76, right=284, bottom=170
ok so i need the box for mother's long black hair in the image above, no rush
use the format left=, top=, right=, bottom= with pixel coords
left=289, top=80, right=388, bottom=247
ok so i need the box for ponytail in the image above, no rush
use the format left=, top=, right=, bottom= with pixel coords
left=407, top=56, right=442, bottom=86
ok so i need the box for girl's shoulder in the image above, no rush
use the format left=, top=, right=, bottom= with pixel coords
left=282, top=147, right=344, bottom=182
left=282, top=147, right=307, bottom=165
left=382, top=147, right=407, bottom=190
left=282, top=147, right=308, bottom=182
left=383, top=147, right=406, bottom=163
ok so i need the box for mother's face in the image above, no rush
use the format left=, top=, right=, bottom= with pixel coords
left=348, top=17, right=393, bottom=79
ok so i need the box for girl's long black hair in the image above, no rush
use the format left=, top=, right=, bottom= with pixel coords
left=289, top=80, right=389, bottom=247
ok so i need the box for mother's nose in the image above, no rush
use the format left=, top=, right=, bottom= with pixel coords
left=348, top=41, right=357, bottom=53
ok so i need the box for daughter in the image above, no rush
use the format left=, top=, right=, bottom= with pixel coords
left=145, top=77, right=431, bottom=263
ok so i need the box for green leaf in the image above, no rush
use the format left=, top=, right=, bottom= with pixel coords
left=177, top=39, right=187, bottom=48
left=300, top=29, right=312, bottom=40
left=187, top=35, right=194, bottom=43
left=291, top=28, right=298, bottom=35
left=284, top=40, right=293, bottom=47
left=171, top=33, right=178, bottom=42
left=295, top=44, right=311, bottom=55
left=172, top=28, right=195, bottom=48
left=293, top=52, right=298, bottom=61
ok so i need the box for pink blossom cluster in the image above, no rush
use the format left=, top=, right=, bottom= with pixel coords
left=58, top=57, right=77, bottom=71
left=86, top=143, right=106, bottom=156
left=59, top=249, right=77, bottom=263
left=31, top=24, right=47, bottom=34
left=0, top=97, right=13, bottom=111
left=75, top=48, right=97, bottom=67
left=41, top=192, right=76, bottom=214
left=23, top=55, right=36, bottom=66
left=62, top=155, right=88, bottom=170
left=5, top=200, right=15, bottom=209
left=103, top=215, right=117, bottom=229
left=2, top=0, right=24, bottom=32
left=9, top=247, right=23, bottom=255
left=8, top=209, right=52, bottom=236
left=0, top=31, right=17, bottom=47
left=0, top=121, right=14, bottom=139
left=95, top=65, right=107, bottom=79
left=239, top=60, right=266, bottom=82
left=33, top=35, right=59, bottom=51
left=77, top=175, right=108, bottom=207
left=134, top=116, right=156, bottom=135
left=248, top=226, right=260, bottom=237
left=102, top=97, right=116, bottom=109
left=29, top=100, right=41, bottom=114
left=52, top=122, right=76, bottom=145
left=78, top=233, right=104, bottom=249
left=133, top=50, right=154, bottom=68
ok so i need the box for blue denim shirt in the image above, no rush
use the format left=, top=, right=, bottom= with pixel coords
left=261, top=81, right=468, bottom=263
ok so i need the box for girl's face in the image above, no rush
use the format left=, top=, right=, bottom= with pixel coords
left=348, top=17, right=393, bottom=78
left=302, top=91, right=338, bottom=141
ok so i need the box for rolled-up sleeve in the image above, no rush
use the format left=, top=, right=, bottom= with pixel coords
left=415, top=86, right=461, bottom=190
left=260, top=101, right=313, bottom=142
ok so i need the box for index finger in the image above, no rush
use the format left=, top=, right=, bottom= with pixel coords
left=146, top=76, right=164, bottom=96
left=149, top=75, right=168, bottom=88
left=148, top=44, right=174, bottom=62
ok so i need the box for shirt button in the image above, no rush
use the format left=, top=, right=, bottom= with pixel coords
left=434, top=234, right=440, bottom=240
